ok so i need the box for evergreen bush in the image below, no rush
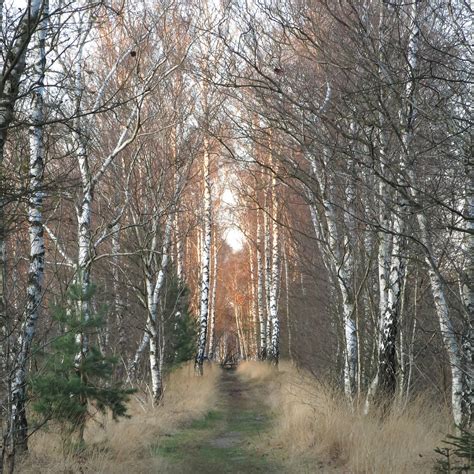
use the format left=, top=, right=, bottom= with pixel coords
left=30, top=284, right=135, bottom=452
left=434, top=427, right=473, bottom=473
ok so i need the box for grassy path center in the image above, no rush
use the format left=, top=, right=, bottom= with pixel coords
left=154, top=367, right=280, bottom=473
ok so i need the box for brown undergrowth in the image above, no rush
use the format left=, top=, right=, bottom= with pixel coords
left=237, top=360, right=451, bottom=473
left=18, top=362, right=220, bottom=473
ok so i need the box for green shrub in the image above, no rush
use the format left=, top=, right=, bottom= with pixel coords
left=30, top=284, right=134, bottom=452
left=434, top=427, right=473, bottom=473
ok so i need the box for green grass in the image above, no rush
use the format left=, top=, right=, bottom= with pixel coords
left=188, top=409, right=224, bottom=429
left=151, top=371, right=281, bottom=473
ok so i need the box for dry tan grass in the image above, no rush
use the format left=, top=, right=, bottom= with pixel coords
left=18, top=360, right=451, bottom=473
left=260, top=363, right=451, bottom=473
left=18, top=362, right=220, bottom=473
left=236, top=359, right=279, bottom=381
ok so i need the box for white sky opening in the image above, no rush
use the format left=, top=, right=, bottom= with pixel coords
left=224, top=226, right=245, bottom=252
left=221, top=188, right=246, bottom=252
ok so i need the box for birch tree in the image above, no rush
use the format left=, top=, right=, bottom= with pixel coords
left=192, top=0, right=226, bottom=375
left=268, top=167, right=281, bottom=363
left=195, top=134, right=212, bottom=375
left=256, top=208, right=267, bottom=359
left=7, top=1, right=48, bottom=457
left=127, top=140, right=191, bottom=398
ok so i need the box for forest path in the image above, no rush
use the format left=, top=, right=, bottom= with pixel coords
left=154, top=367, right=283, bottom=473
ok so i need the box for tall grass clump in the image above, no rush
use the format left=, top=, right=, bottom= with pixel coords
left=236, top=359, right=280, bottom=382
left=266, top=364, right=451, bottom=473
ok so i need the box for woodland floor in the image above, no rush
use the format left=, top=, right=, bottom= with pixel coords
left=153, top=368, right=289, bottom=473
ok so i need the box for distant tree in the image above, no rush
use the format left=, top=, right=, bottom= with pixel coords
left=163, top=275, right=196, bottom=368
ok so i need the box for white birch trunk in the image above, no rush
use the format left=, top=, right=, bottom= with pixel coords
left=73, top=21, right=93, bottom=366
left=403, top=1, right=463, bottom=420
left=324, top=195, right=357, bottom=398
left=365, top=166, right=390, bottom=408
left=307, top=147, right=357, bottom=399
left=460, top=155, right=473, bottom=427
left=248, top=244, right=258, bottom=359
left=195, top=137, right=212, bottom=375
left=72, top=33, right=142, bottom=366
left=377, top=213, right=405, bottom=399
left=369, top=1, right=414, bottom=407
left=0, top=5, right=44, bottom=465
left=129, top=162, right=187, bottom=380
left=234, top=306, right=246, bottom=359
left=146, top=278, right=161, bottom=402
left=129, top=330, right=149, bottom=377
left=404, top=318, right=417, bottom=406
left=283, top=246, right=293, bottom=362
left=342, top=153, right=358, bottom=398
left=418, top=213, right=464, bottom=426
left=174, top=214, right=184, bottom=283
left=207, top=230, right=218, bottom=360
left=398, top=268, right=408, bottom=399
left=128, top=212, right=173, bottom=376
left=147, top=216, right=173, bottom=400
left=256, top=210, right=267, bottom=359
left=378, top=0, right=416, bottom=396
left=268, top=173, right=280, bottom=364
left=263, top=199, right=272, bottom=354
left=112, top=224, right=126, bottom=355
left=8, top=3, right=47, bottom=454
left=402, top=0, right=466, bottom=424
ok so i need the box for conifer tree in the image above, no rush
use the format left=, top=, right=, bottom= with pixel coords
left=30, top=285, right=134, bottom=451
left=163, top=275, right=196, bottom=368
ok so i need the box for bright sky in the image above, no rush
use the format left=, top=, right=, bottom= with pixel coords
left=224, top=226, right=245, bottom=252
left=221, top=188, right=245, bottom=252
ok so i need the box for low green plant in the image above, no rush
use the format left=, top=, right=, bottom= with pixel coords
left=30, top=284, right=135, bottom=452
left=434, top=427, right=473, bottom=473
left=163, top=275, right=197, bottom=367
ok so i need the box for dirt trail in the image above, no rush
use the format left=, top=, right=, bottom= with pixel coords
left=155, top=368, right=282, bottom=473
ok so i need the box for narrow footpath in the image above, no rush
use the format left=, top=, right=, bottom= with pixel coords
left=155, top=368, right=282, bottom=473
